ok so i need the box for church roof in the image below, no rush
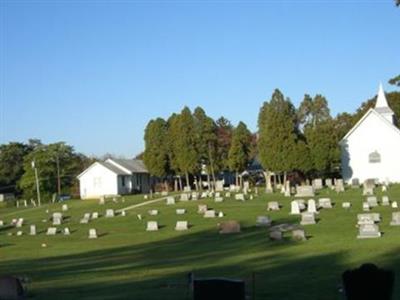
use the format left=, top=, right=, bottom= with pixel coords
left=375, top=83, right=395, bottom=115
left=340, top=108, right=400, bottom=143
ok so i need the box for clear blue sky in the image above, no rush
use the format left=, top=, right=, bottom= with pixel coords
left=1, top=0, right=399, bottom=157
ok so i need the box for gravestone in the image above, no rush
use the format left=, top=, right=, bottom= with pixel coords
left=335, top=179, right=345, bottom=192
left=256, top=216, right=272, bottom=227
left=267, top=201, right=280, bottom=211
left=382, top=196, right=390, bottom=206
left=137, top=214, right=142, bottom=220
left=318, top=198, right=333, bottom=209
left=175, top=221, right=188, bottom=231
left=192, top=192, right=199, bottom=201
left=201, top=192, right=209, bottom=199
left=313, top=178, right=323, bottom=190
left=46, top=227, right=57, bottom=235
left=215, top=180, right=224, bottom=192
left=351, top=178, right=360, bottom=188
left=198, top=205, right=208, bottom=214
left=284, top=183, right=291, bottom=197
left=176, top=209, right=186, bottom=215
left=148, top=209, right=158, bottom=216
left=307, top=199, right=318, bottom=213
left=295, top=186, right=314, bottom=197
left=367, top=196, right=378, bottom=207
left=92, top=212, right=99, bottom=219
left=16, top=231, right=23, bottom=236
left=357, top=213, right=380, bottom=224
left=63, top=227, right=70, bottom=235
left=88, top=228, right=97, bottom=239
left=121, top=210, right=126, bottom=217
left=225, top=192, right=231, bottom=198
left=325, top=178, right=332, bottom=187
left=392, top=201, right=398, bottom=209
left=146, top=221, right=158, bottom=231
left=15, top=218, right=24, bottom=228
left=183, top=186, right=191, bottom=192
left=105, top=209, right=114, bottom=218
left=342, top=202, right=351, bottom=209
left=219, top=221, right=241, bottom=234
left=292, top=229, right=306, bottom=241
left=218, top=211, right=224, bottom=218
left=204, top=210, right=216, bottom=218
left=161, top=191, right=168, bottom=196
left=290, top=201, right=300, bottom=215
left=382, top=185, right=388, bottom=192
left=62, top=204, right=68, bottom=211
left=269, top=230, right=283, bottom=240
left=300, top=212, right=316, bottom=225
left=362, top=202, right=370, bottom=212
left=235, top=194, right=245, bottom=201
left=0, top=220, right=3, bottom=226
left=295, top=199, right=306, bottom=210
left=179, top=194, right=189, bottom=202
left=30, top=225, right=36, bottom=235
left=390, top=212, right=400, bottom=226
left=215, top=196, right=224, bottom=203
left=0, top=276, right=25, bottom=300
left=357, top=214, right=374, bottom=225
left=167, top=196, right=177, bottom=204
left=52, top=212, right=62, bottom=225
left=99, top=196, right=105, bottom=205
left=357, top=224, right=381, bottom=238
left=193, top=278, right=245, bottom=300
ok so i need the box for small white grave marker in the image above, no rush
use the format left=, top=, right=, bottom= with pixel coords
left=146, top=221, right=158, bottom=231
left=30, top=225, right=36, bottom=235
left=88, top=228, right=98, bottom=239
left=46, top=227, right=57, bottom=235
left=105, top=209, right=114, bottom=218
left=175, top=221, right=188, bottom=231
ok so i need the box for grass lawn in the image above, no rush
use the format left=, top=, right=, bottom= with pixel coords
left=1, top=186, right=400, bottom=300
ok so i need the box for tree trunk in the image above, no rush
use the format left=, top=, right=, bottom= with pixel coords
left=185, top=172, right=190, bottom=189
left=174, top=178, right=178, bottom=192
left=207, top=172, right=211, bottom=191
left=263, top=171, right=273, bottom=193
left=199, top=175, right=203, bottom=191
left=164, top=180, right=168, bottom=192
left=178, top=176, right=183, bottom=191
left=236, top=171, right=239, bottom=187
left=283, top=172, right=287, bottom=187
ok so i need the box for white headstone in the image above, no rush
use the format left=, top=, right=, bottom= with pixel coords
left=105, top=209, right=114, bottom=218
left=307, top=199, right=317, bottom=213
left=52, top=213, right=62, bottom=225
left=215, top=180, right=224, bottom=192
left=62, top=204, right=68, bottom=211
left=204, top=210, right=216, bottom=218
left=146, top=221, right=158, bottom=231
left=357, top=224, right=381, bottom=238
left=267, top=201, right=280, bottom=211
left=300, top=212, right=316, bottom=225
left=92, top=212, right=99, bottom=219
left=167, top=196, right=177, bottom=204
left=63, top=227, right=70, bottom=235
left=46, top=227, right=57, bottom=235
left=99, top=196, right=105, bottom=205
left=218, top=211, right=224, bottom=218
left=390, top=212, right=400, bottom=226
left=235, top=194, right=245, bottom=201
left=256, top=216, right=272, bottom=227
left=0, top=220, right=3, bottom=226
left=290, top=201, right=300, bottom=215
left=16, top=218, right=24, bottom=228
left=362, top=202, right=370, bottom=211
left=367, top=196, right=378, bottom=207
left=292, top=229, right=306, bottom=241
left=313, top=179, right=323, bottom=190
left=382, top=196, right=390, bottom=206
left=175, top=221, right=188, bottom=231
left=392, top=201, right=398, bottom=209
left=88, top=228, right=98, bottom=239
left=29, top=225, right=36, bottom=235
left=295, top=186, right=314, bottom=197
left=198, top=204, right=208, bottom=214
left=148, top=209, right=158, bottom=216
left=225, top=192, right=231, bottom=198
left=215, top=197, right=224, bottom=202
left=16, top=231, right=23, bottom=236
left=176, top=209, right=186, bottom=215
left=342, top=202, right=351, bottom=209
left=318, top=198, right=332, bottom=209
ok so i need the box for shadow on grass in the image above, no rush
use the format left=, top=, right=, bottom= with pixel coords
left=1, top=225, right=400, bottom=300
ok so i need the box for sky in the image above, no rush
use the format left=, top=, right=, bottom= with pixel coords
left=1, top=0, right=399, bottom=157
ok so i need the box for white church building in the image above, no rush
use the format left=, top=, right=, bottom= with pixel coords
left=340, top=84, right=400, bottom=184
left=77, top=158, right=150, bottom=199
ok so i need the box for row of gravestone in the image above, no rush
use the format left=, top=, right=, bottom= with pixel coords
left=357, top=212, right=400, bottom=239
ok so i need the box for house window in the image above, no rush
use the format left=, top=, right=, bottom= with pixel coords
left=369, top=151, right=381, bottom=163
left=93, top=177, right=102, bottom=188
left=121, top=176, right=126, bottom=187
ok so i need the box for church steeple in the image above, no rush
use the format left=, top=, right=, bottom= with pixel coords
left=374, top=83, right=395, bottom=124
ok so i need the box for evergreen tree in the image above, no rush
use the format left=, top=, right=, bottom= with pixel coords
left=168, top=107, right=198, bottom=187
left=228, top=121, right=252, bottom=186
left=258, top=89, right=299, bottom=185
left=193, top=107, right=218, bottom=189
left=215, top=117, right=233, bottom=172
left=143, top=118, right=170, bottom=183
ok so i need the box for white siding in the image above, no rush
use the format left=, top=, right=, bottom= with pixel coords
left=341, top=112, right=400, bottom=183
left=79, top=164, right=118, bottom=199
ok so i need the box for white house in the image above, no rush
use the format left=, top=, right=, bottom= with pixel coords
left=77, top=158, right=150, bottom=199
left=340, top=84, right=400, bottom=184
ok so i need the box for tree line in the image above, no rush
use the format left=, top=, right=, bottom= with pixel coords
left=0, top=139, right=93, bottom=201
left=144, top=85, right=400, bottom=191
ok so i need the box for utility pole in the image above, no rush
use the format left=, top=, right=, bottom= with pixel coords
left=31, top=160, right=41, bottom=206
left=56, top=155, right=61, bottom=195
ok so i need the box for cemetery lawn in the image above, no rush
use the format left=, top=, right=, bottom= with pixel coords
left=2, top=186, right=400, bottom=300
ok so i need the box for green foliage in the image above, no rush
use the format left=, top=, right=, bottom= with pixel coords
left=18, top=142, right=86, bottom=201
left=143, top=118, right=170, bottom=177
left=228, top=122, right=252, bottom=173
left=304, top=120, right=340, bottom=175
left=258, top=89, right=299, bottom=173
left=215, top=117, right=233, bottom=171
left=333, top=112, right=355, bottom=140
left=298, top=94, right=331, bottom=128
left=168, top=107, right=198, bottom=182
left=389, top=75, right=400, bottom=86
left=0, top=142, right=32, bottom=194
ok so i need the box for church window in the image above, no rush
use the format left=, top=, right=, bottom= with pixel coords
left=369, top=151, right=381, bottom=163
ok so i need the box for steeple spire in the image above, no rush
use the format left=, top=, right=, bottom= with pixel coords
left=375, top=82, right=389, bottom=108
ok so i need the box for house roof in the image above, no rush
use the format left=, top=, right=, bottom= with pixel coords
left=340, top=108, right=400, bottom=144
left=77, top=161, right=130, bottom=179
left=106, top=159, right=149, bottom=174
